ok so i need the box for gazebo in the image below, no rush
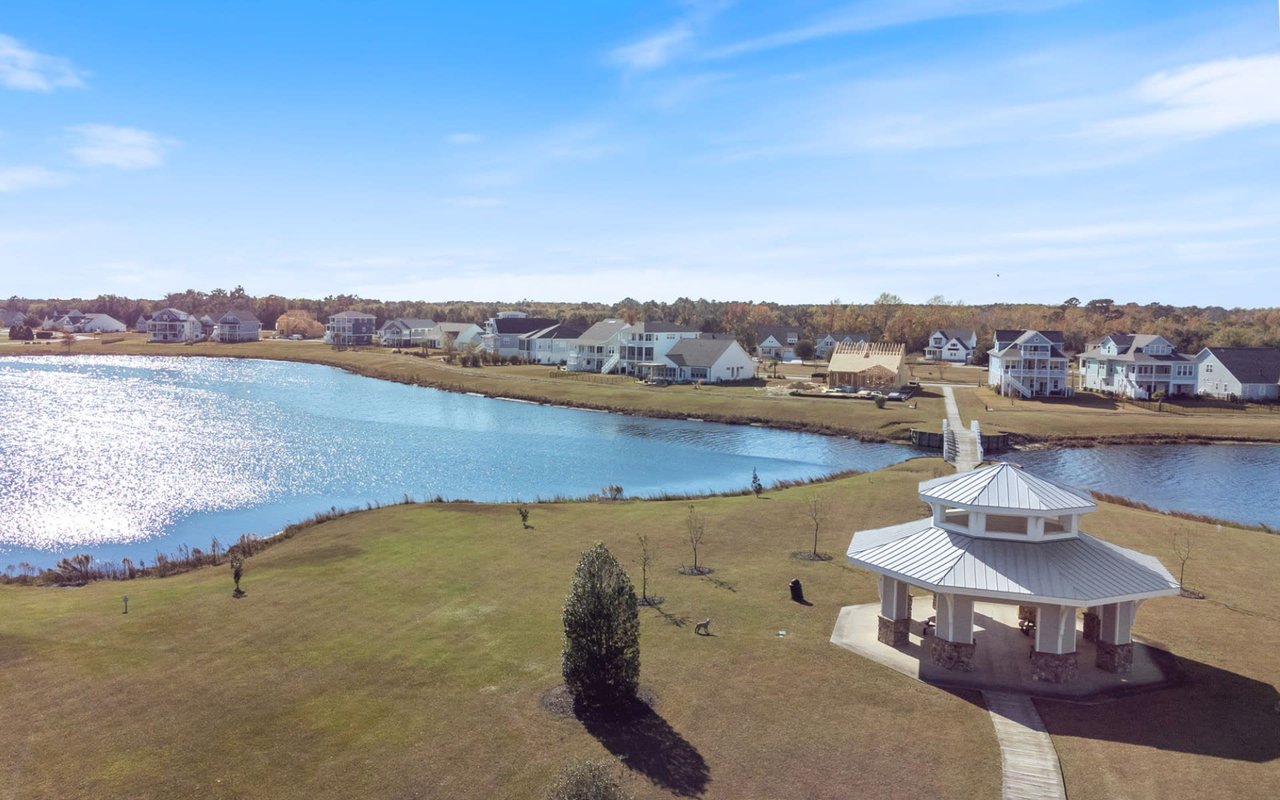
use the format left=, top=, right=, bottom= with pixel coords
left=846, top=463, right=1180, bottom=683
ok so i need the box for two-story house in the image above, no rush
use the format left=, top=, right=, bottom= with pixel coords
left=924, top=329, right=978, bottom=363
left=325, top=311, right=377, bottom=346
left=987, top=329, right=1072, bottom=398
left=619, top=322, right=703, bottom=376
left=378, top=318, right=437, bottom=348
left=1077, top=333, right=1195, bottom=398
left=481, top=312, right=558, bottom=357
left=520, top=323, right=584, bottom=365
left=755, top=326, right=803, bottom=361
left=566, top=319, right=631, bottom=373
left=148, top=308, right=202, bottom=342
left=213, top=310, right=262, bottom=343
left=1195, top=347, right=1280, bottom=401
left=426, top=322, right=483, bottom=350
left=815, top=332, right=871, bottom=359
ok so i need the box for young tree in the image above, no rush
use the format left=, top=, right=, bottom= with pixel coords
left=561, top=543, right=640, bottom=708
left=685, top=505, right=707, bottom=574
left=807, top=494, right=828, bottom=558
left=636, top=533, right=655, bottom=605
left=230, top=555, right=246, bottom=597
left=794, top=340, right=816, bottom=361
left=518, top=504, right=531, bottom=529
left=1172, top=529, right=1193, bottom=587
left=751, top=468, right=763, bottom=498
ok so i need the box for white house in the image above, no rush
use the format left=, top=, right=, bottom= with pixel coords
left=148, top=308, right=202, bottom=342
left=0, top=309, right=26, bottom=329
left=618, top=321, right=703, bottom=376
left=520, top=323, right=584, bottom=365
left=378, top=318, right=437, bottom=348
left=988, top=329, right=1071, bottom=398
left=481, top=312, right=558, bottom=357
left=650, top=336, right=754, bottom=383
left=426, top=322, right=483, bottom=350
left=924, top=329, right=978, bottom=363
left=816, top=332, right=871, bottom=359
left=1077, top=333, right=1195, bottom=398
left=755, top=326, right=803, bottom=361
left=1194, top=347, right=1280, bottom=401
left=47, top=311, right=127, bottom=333
left=566, top=319, right=631, bottom=372
left=134, top=313, right=151, bottom=333
left=213, top=310, right=262, bottom=343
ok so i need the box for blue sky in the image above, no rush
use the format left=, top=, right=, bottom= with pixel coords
left=1, top=0, right=1278, bottom=306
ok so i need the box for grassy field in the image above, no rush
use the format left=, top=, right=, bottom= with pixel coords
left=2, top=459, right=1278, bottom=799
left=5, top=334, right=1278, bottom=444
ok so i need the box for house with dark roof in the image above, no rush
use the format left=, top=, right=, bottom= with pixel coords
left=378, top=318, right=437, bottom=348
left=924, top=329, right=978, bottom=363
left=988, top=330, right=1072, bottom=398
left=325, top=311, right=377, bottom=346
left=619, top=321, right=703, bottom=375
left=815, top=332, right=871, bottom=359
left=755, top=326, right=804, bottom=361
left=148, top=308, right=202, bottom=342
left=481, top=312, right=559, bottom=357
left=565, top=319, right=631, bottom=372
left=1078, top=333, right=1196, bottom=398
left=651, top=336, right=754, bottom=383
left=213, top=310, right=262, bottom=343
left=520, top=323, right=585, bottom=365
left=1195, top=347, right=1280, bottom=400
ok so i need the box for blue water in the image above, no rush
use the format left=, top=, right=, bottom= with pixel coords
left=998, top=444, right=1280, bottom=530
left=0, top=356, right=923, bottom=568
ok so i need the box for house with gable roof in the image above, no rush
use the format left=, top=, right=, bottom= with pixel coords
left=378, top=318, right=437, bottom=348
left=148, top=308, right=202, bottom=342
left=213, top=310, right=262, bottom=343
left=924, top=329, right=978, bottom=363
left=519, top=322, right=585, bottom=365
left=1077, top=333, right=1196, bottom=398
left=988, top=329, right=1072, bottom=398
left=619, top=321, right=704, bottom=376
left=426, top=322, right=483, bottom=350
left=661, top=337, right=754, bottom=383
left=827, top=342, right=907, bottom=390
left=755, top=326, right=803, bottom=361
left=1194, top=347, right=1280, bottom=401
left=325, top=311, right=377, bottom=346
left=481, top=312, right=559, bottom=357
left=565, top=319, right=631, bottom=372
left=815, top=332, right=871, bottom=360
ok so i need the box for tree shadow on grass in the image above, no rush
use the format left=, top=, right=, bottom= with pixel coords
left=577, top=698, right=711, bottom=797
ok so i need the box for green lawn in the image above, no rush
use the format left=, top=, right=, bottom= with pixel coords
left=3, top=458, right=1278, bottom=798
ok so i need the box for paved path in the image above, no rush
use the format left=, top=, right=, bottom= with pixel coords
left=983, top=691, right=1068, bottom=800
left=940, top=385, right=982, bottom=471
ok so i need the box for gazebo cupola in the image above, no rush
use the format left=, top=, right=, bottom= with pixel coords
left=919, top=462, right=1096, bottom=541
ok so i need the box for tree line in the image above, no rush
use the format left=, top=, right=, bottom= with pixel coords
left=5, top=289, right=1277, bottom=354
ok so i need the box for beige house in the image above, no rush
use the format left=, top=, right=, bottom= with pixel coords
left=827, top=342, right=906, bottom=390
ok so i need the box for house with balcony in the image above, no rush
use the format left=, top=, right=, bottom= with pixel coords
left=815, top=332, right=871, bottom=359
left=1077, top=333, right=1195, bottom=398
left=619, top=321, right=704, bottom=377
left=1194, top=347, right=1280, bottom=401
left=924, top=329, right=978, bottom=363
left=148, top=308, right=202, bottom=342
left=566, top=319, right=631, bottom=373
left=325, top=311, right=377, bottom=346
left=213, top=310, right=262, bottom=343
left=481, top=312, right=559, bottom=357
left=378, top=318, right=437, bottom=348
left=988, top=329, right=1072, bottom=398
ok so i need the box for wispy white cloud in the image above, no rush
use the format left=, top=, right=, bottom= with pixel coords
left=0, top=165, right=69, bottom=192
left=1090, top=53, right=1280, bottom=140
left=704, top=0, right=1075, bottom=61
left=446, top=132, right=482, bottom=145
left=609, top=1, right=732, bottom=71
left=68, top=124, right=177, bottom=169
left=0, top=33, right=85, bottom=91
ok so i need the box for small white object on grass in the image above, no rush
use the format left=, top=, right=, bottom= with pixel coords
left=777, top=630, right=786, bottom=637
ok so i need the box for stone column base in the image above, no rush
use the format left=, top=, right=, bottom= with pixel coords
left=1095, top=641, right=1133, bottom=674
left=930, top=638, right=976, bottom=671
left=1031, top=650, right=1078, bottom=683
left=1082, top=611, right=1100, bottom=643
left=877, top=615, right=910, bottom=646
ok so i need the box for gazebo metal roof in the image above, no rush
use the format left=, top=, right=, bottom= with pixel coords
left=847, top=518, right=1179, bottom=606
left=918, top=462, right=1096, bottom=513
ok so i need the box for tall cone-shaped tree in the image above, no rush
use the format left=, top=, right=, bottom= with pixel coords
left=562, top=543, right=640, bottom=708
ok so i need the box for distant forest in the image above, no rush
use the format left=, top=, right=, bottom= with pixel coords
left=5, top=287, right=1279, bottom=356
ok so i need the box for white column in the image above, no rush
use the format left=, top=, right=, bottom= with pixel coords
left=934, top=593, right=975, bottom=644
left=1098, top=601, right=1135, bottom=645
left=1034, top=604, right=1077, bottom=654
left=878, top=575, right=911, bottom=620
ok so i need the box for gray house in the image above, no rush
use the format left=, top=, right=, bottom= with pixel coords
left=378, top=318, right=436, bottom=348
left=326, top=311, right=377, bottom=346
left=1195, top=347, right=1280, bottom=400
left=213, top=310, right=262, bottom=343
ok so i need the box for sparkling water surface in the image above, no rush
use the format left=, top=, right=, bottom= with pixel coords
left=0, top=356, right=923, bottom=567
left=999, top=444, right=1280, bottom=530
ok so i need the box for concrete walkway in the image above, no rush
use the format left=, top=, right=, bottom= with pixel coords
left=940, top=385, right=982, bottom=471
left=982, top=691, right=1067, bottom=800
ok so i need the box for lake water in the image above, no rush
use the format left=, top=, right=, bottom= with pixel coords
left=0, top=356, right=922, bottom=568
left=998, top=444, right=1280, bottom=530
